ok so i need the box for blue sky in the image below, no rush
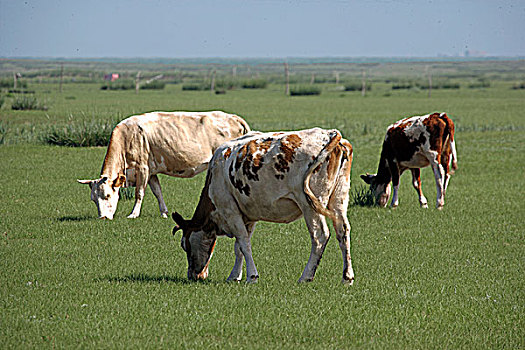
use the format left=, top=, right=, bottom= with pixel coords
left=1, top=0, right=524, bottom=58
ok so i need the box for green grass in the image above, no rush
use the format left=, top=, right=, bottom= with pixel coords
left=1, top=62, right=524, bottom=348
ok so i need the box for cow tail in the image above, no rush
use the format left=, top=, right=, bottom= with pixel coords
left=440, top=113, right=458, bottom=172
left=235, top=115, right=251, bottom=135
left=303, top=130, right=342, bottom=221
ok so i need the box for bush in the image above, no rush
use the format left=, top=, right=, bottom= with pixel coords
left=139, top=80, right=165, bottom=90
left=182, top=83, right=208, bottom=91
left=100, top=80, right=135, bottom=91
left=42, top=120, right=115, bottom=147
left=343, top=82, right=371, bottom=91
left=0, top=79, right=27, bottom=89
left=11, top=95, right=48, bottom=110
left=289, top=86, right=321, bottom=96
left=468, top=78, right=491, bottom=89
left=241, top=79, right=268, bottom=89
left=512, top=82, right=525, bottom=90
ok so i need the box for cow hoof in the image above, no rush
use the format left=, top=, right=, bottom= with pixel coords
left=127, top=214, right=139, bottom=219
left=246, top=275, right=259, bottom=284
left=437, top=205, right=444, bottom=211
left=421, top=204, right=429, bottom=209
left=161, top=212, right=169, bottom=219
left=298, top=277, right=314, bottom=283
left=342, top=276, right=355, bottom=285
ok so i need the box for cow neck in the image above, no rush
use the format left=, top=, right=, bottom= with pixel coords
left=100, top=125, right=127, bottom=179
left=376, top=141, right=393, bottom=184
left=189, top=171, right=217, bottom=232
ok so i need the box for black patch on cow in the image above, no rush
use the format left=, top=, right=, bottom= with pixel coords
left=229, top=162, right=251, bottom=196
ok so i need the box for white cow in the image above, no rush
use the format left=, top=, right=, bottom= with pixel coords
left=172, top=128, right=354, bottom=284
left=78, top=111, right=250, bottom=219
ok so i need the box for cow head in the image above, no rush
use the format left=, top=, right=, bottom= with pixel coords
left=360, top=173, right=392, bottom=207
left=77, top=174, right=126, bottom=220
left=172, top=212, right=217, bottom=281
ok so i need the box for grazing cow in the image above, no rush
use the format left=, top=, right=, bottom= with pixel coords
left=172, top=128, right=354, bottom=284
left=361, top=112, right=457, bottom=209
left=78, top=111, right=250, bottom=219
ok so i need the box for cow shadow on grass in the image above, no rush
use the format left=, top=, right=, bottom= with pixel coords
left=56, top=215, right=93, bottom=222
left=98, top=273, right=194, bottom=285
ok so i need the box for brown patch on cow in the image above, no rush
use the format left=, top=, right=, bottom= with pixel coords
left=223, top=148, right=232, bottom=159
left=236, top=139, right=273, bottom=181
left=340, top=140, right=353, bottom=181
left=326, top=143, right=343, bottom=182
left=274, top=134, right=302, bottom=178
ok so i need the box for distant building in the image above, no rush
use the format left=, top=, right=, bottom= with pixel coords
left=104, top=73, right=119, bottom=82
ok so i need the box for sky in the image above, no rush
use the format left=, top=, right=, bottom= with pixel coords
left=1, top=0, right=524, bottom=58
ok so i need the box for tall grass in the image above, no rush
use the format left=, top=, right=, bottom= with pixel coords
left=42, top=120, right=115, bottom=147
left=11, top=94, right=48, bottom=110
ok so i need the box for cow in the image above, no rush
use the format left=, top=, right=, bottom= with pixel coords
left=78, top=111, right=250, bottom=220
left=171, top=128, right=354, bottom=284
left=360, top=112, right=457, bottom=209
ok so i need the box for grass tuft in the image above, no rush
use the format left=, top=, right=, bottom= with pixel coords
left=351, top=185, right=375, bottom=207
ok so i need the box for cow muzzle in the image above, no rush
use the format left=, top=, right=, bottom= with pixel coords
left=188, top=265, right=209, bottom=281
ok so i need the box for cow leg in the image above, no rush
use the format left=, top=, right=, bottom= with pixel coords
left=148, top=174, right=169, bottom=218
left=226, top=239, right=244, bottom=282
left=389, top=160, right=401, bottom=208
left=440, top=153, right=451, bottom=193
left=299, top=208, right=330, bottom=283
left=227, top=222, right=255, bottom=282
left=228, top=218, right=259, bottom=283
left=128, top=167, right=148, bottom=218
left=410, top=168, right=428, bottom=208
left=431, top=162, right=446, bottom=210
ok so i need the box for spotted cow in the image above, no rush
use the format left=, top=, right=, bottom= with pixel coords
left=172, top=128, right=354, bottom=283
left=361, top=112, right=457, bottom=209
left=78, top=111, right=250, bottom=219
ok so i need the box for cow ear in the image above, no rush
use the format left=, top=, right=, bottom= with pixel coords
left=172, top=212, right=188, bottom=229
left=113, top=174, right=126, bottom=188
left=77, top=179, right=94, bottom=188
left=100, top=176, right=109, bottom=184
left=360, top=174, right=374, bottom=184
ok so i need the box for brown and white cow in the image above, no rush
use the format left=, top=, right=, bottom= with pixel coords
left=172, top=128, right=354, bottom=284
left=361, top=112, right=457, bottom=209
left=78, top=111, right=250, bottom=219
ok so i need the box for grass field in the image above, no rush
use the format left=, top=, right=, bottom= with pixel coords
left=1, top=59, right=524, bottom=348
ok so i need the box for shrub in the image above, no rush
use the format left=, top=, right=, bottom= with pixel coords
left=0, top=79, right=27, bottom=89
left=42, top=120, right=115, bottom=147
left=468, top=78, right=491, bottom=89
left=182, top=83, right=208, bottom=91
left=289, top=86, right=321, bottom=96
left=139, top=80, right=166, bottom=90
left=11, top=95, right=48, bottom=110
left=343, top=82, right=371, bottom=91
left=100, top=80, right=135, bottom=91
left=512, top=82, right=525, bottom=90
left=241, top=79, right=268, bottom=89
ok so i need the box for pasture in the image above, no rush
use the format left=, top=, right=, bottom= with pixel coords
left=1, top=59, right=524, bottom=348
